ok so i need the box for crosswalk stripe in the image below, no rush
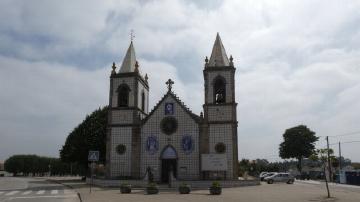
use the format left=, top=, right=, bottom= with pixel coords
left=0, top=191, right=4, bottom=195
left=22, top=191, right=32, bottom=195
left=51, top=190, right=58, bottom=194
left=36, top=190, right=45, bottom=195
left=64, top=189, right=74, bottom=194
left=5, top=191, right=19, bottom=196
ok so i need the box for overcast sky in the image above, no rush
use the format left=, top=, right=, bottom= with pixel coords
left=1, top=0, right=360, bottom=162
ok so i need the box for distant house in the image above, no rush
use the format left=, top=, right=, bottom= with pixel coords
left=0, top=161, right=5, bottom=177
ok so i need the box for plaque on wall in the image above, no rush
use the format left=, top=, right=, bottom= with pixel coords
left=165, top=103, right=174, bottom=115
left=146, top=135, right=159, bottom=155
left=201, top=154, right=228, bottom=171
left=181, top=135, right=193, bottom=154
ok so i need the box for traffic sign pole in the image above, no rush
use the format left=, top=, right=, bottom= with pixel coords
left=88, top=151, right=99, bottom=194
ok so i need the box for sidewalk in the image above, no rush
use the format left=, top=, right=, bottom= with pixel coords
left=296, top=179, right=360, bottom=189
left=46, top=177, right=360, bottom=202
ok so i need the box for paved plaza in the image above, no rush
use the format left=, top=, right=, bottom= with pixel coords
left=58, top=177, right=360, bottom=202
left=2, top=177, right=360, bottom=202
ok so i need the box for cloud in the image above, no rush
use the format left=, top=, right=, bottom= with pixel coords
left=0, top=55, right=108, bottom=158
left=1, top=0, right=360, bottom=162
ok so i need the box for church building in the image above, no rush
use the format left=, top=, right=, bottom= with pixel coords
left=105, top=33, right=238, bottom=182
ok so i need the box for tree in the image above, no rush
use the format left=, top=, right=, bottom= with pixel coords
left=352, top=162, right=360, bottom=170
left=310, top=149, right=336, bottom=198
left=4, top=155, right=83, bottom=176
left=60, top=106, right=108, bottom=170
left=279, top=125, right=319, bottom=173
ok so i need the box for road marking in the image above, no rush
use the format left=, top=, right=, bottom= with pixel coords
left=51, top=190, right=58, bottom=194
left=5, top=191, right=19, bottom=196
left=8, top=194, right=78, bottom=200
left=22, top=191, right=32, bottom=195
left=36, top=190, right=45, bottom=194
left=64, top=189, right=74, bottom=194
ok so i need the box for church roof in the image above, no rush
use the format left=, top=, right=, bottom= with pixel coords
left=142, top=90, right=201, bottom=124
left=119, top=41, right=137, bottom=73
left=208, top=33, right=230, bottom=67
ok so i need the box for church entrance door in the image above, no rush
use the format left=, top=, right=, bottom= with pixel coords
left=161, top=159, right=177, bottom=183
left=160, top=145, right=178, bottom=183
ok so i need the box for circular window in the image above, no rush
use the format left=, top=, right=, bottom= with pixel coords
left=116, top=144, right=126, bottom=155
left=160, top=116, right=178, bottom=135
left=215, top=142, right=226, bottom=154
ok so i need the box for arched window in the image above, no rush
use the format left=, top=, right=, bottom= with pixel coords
left=117, top=84, right=130, bottom=107
left=213, top=76, right=226, bottom=104
left=141, top=91, right=145, bottom=111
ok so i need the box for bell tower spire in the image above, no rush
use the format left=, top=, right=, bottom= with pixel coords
left=119, top=41, right=137, bottom=73
left=208, top=33, right=230, bottom=67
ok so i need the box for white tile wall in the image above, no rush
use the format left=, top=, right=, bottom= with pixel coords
left=209, top=124, right=234, bottom=178
left=110, top=127, right=132, bottom=177
left=140, top=95, right=200, bottom=180
left=111, top=110, right=133, bottom=124
left=207, top=105, right=233, bottom=121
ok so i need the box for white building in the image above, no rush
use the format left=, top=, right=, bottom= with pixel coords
left=106, top=34, right=238, bottom=182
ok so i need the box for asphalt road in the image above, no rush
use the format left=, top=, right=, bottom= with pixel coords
left=0, top=177, right=79, bottom=202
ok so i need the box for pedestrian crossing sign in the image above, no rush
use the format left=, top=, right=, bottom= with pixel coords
left=88, top=151, right=99, bottom=162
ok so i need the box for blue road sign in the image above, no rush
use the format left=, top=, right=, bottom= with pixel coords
left=88, top=151, right=99, bottom=162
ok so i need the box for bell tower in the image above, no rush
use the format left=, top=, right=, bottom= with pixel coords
left=202, top=33, right=238, bottom=179
left=106, top=41, right=149, bottom=178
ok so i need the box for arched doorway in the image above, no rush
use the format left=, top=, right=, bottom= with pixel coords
left=160, top=145, right=178, bottom=183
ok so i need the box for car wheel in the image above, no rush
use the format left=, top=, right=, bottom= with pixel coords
left=267, top=179, right=273, bottom=184
left=287, top=179, right=294, bottom=184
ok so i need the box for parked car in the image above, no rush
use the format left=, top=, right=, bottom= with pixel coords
left=265, top=173, right=294, bottom=184
left=260, top=172, right=277, bottom=181
left=259, top=172, right=268, bottom=180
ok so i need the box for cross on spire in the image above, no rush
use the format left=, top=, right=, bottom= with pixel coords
left=166, top=79, right=174, bottom=91
left=130, top=29, right=135, bottom=41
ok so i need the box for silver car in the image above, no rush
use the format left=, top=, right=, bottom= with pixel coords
left=265, top=172, right=294, bottom=184
left=260, top=172, right=277, bottom=181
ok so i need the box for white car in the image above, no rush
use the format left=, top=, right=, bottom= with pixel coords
left=260, top=172, right=277, bottom=181
left=264, top=172, right=294, bottom=184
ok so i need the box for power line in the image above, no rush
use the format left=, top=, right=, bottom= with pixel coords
left=329, top=140, right=360, bottom=146
left=329, top=131, right=360, bottom=138
left=318, top=130, right=360, bottom=138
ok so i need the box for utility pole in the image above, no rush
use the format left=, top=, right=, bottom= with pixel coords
left=338, top=141, right=342, bottom=171
left=338, top=141, right=343, bottom=183
left=326, top=136, right=332, bottom=182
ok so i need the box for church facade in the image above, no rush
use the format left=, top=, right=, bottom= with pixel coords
left=105, top=34, right=238, bottom=182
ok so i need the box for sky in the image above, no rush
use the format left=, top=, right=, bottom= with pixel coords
left=1, top=0, right=360, bottom=162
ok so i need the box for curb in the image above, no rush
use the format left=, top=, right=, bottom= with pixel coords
left=45, top=178, right=83, bottom=202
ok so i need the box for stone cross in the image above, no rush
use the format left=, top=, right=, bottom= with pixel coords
left=166, top=79, right=174, bottom=91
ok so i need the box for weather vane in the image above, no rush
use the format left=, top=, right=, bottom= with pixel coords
left=130, top=29, right=135, bottom=42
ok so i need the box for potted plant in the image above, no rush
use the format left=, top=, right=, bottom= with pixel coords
left=178, top=183, right=191, bottom=194
left=209, top=181, right=222, bottom=195
left=146, top=183, right=159, bottom=195
left=120, top=182, right=131, bottom=194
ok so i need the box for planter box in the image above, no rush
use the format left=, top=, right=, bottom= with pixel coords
left=179, top=185, right=191, bottom=194
left=120, top=186, right=131, bottom=194
left=209, top=187, right=222, bottom=195
left=146, top=187, right=159, bottom=195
